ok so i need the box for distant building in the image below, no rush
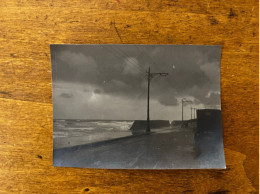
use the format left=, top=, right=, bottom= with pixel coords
left=171, top=120, right=183, bottom=126
left=194, top=109, right=223, bottom=158
left=171, top=120, right=196, bottom=129
left=130, top=120, right=170, bottom=135
left=196, top=109, right=222, bottom=132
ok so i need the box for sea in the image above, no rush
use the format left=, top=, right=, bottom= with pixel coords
left=53, top=119, right=134, bottom=149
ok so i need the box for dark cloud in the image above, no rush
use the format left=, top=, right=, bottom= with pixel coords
left=204, top=92, right=221, bottom=107
left=60, top=93, right=73, bottom=98
left=94, top=89, right=101, bottom=94
left=51, top=44, right=221, bottom=119
left=158, top=94, right=178, bottom=106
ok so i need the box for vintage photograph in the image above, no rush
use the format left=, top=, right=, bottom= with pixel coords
left=51, top=44, right=225, bottom=169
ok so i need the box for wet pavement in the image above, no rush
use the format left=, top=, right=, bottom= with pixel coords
left=53, top=127, right=225, bottom=169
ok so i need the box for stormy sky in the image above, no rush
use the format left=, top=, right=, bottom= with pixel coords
left=51, top=44, right=221, bottom=120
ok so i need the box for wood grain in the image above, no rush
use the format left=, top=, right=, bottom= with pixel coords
left=0, top=0, right=258, bottom=193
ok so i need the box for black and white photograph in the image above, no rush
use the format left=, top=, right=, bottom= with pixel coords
left=51, top=44, right=225, bottom=169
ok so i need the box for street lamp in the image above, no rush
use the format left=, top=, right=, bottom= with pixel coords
left=181, top=98, right=192, bottom=122
left=193, top=108, right=197, bottom=119
left=146, top=67, right=168, bottom=132
left=190, top=106, right=193, bottom=120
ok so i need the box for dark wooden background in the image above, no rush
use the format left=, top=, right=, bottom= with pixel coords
left=0, top=0, right=258, bottom=193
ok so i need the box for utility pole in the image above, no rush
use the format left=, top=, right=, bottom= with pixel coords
left=181, top=98, right=192, bottom=122
left=146, top=67, right=168, bottom=132
left=194, top=108, right=196, bottom=119
left=190, top=106, right=193, bottom=120
left=182, top=99, right=184, bottom=121
left=147, top=67, right=150, bottom=133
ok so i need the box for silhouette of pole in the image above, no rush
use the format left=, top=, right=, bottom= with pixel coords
left=146, top=67, right=168, bottom=133
left=191, top=106, right=193, bottom=120
left=182, top=99, right=184, bottom=121
left=181, top=98, right=192, bottom=122
left=146, top=67, right=150, bottom=132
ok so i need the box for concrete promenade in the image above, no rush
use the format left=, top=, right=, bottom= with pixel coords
left=53, top=127, right=225, bottom=169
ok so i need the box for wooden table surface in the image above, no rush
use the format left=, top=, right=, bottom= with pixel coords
left=0, top=0, right=258, bottom=193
